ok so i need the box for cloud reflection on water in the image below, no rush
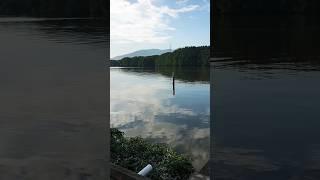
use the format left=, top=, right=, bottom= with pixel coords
left=110, top=68, right=209, bottom=170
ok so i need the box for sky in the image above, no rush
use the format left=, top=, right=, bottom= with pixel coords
left=110, top=0, right=210, bottom=58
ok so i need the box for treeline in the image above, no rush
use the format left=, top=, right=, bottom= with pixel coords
left=111, top=55, right=157, bottom=67
left=214, top=0, right=320, bottom=15
left=0, top=0, right=107, bottom=17
left=111, top=46, right=210, bottom=67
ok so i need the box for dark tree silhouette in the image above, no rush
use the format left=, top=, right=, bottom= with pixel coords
left=0, top=0, right=107, bottom=17
left=110, top=46, right=210, bottom=67
left=214, top=0, right=320, bottom=15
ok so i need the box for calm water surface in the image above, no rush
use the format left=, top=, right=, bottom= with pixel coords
left=211, top=15, right=320, bottom=179
left=212, top=60, right=320, bottom=180
left=0, top=18, right=107, bottom=179
left=110, top=67, right=210, bottom=171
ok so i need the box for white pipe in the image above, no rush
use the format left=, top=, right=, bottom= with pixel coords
left=138, top=164, right=153, bottom=176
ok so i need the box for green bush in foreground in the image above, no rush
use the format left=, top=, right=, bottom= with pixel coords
left=111, top=128, right=194, bottom=180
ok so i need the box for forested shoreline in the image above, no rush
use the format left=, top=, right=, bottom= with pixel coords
left=110, top=46, right=210, bottom=67
left=214, top=0, right=320, bottom=15
left=0, top=0, right=107, bottom=17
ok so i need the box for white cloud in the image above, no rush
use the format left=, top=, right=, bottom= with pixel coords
left=110, top=0, right=199, bottom=45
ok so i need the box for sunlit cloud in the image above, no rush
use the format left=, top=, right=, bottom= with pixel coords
left=110, top=0, right=199, bottom=44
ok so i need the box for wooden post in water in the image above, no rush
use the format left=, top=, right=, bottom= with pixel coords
left=172, top=72, right=175, bottom=96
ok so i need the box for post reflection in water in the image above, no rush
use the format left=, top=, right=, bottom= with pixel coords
left=172, top=72, right=175, bottom=96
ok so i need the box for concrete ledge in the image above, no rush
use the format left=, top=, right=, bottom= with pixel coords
left=111, top=164, right=150, bottom=180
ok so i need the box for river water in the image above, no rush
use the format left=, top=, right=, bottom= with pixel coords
left=212, top=60, right=320, bottom=179
left=211, top=15, right=320, bottom=179
left=110, top=67, right=210, bottom=171
left=0, top=18, right=107, bottom=179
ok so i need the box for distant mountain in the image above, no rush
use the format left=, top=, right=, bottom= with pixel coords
left=112, top=49, right=172, bottom=60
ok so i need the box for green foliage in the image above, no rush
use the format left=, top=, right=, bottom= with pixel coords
left=113, top=55, right=157, bottom=67
left=111, top=46, right=210, bottom=67
left=155, top=46, right=210, bottom=67
left=111, top=128, right=194, bottom=180
left=0, top=0, right=107, bottom=17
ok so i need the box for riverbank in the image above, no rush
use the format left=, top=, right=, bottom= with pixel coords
left=111, top=128, right=194, bottom=180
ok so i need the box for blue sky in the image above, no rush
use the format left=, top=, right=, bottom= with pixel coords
left=110, top=0, right=210, bottom=58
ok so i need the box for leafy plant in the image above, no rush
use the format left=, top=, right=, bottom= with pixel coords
left=110, top=128, right=194, bottom=180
